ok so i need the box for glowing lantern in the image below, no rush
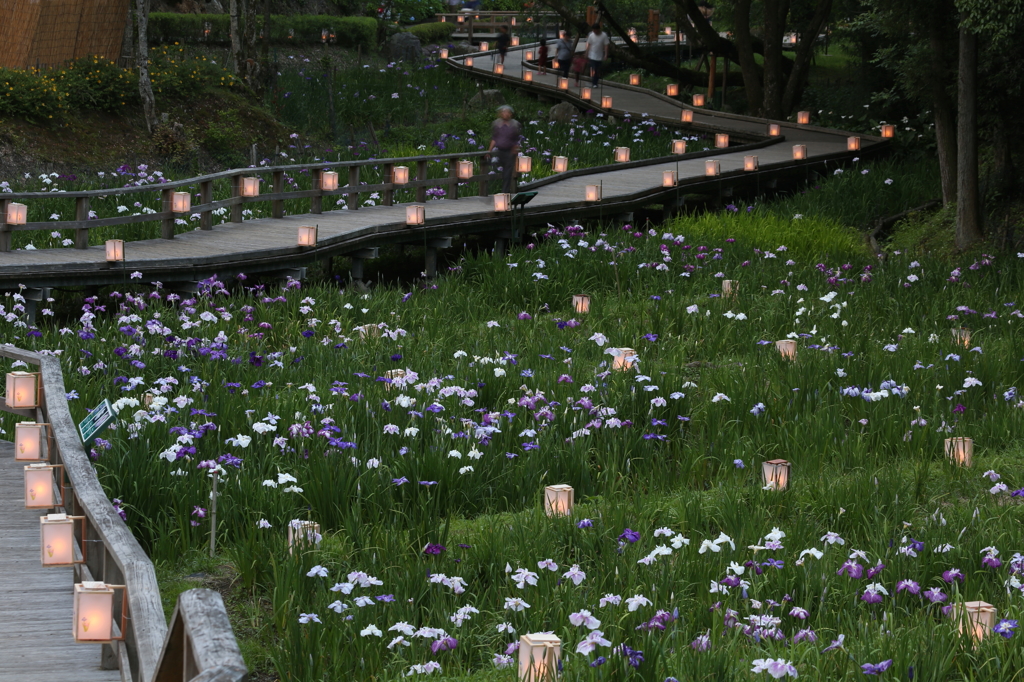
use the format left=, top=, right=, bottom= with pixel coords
left=847, top=136, right=861, bottom=151
left=792, top=144, right=807, bottom=160
left=722, top=280, right=737, bottom=297
left=665, top=26, right=672, bottom=35
left=769, top=123, right=781, bottom=136
left=479, top=41, right=489, bottom=51
left=776, top=339, right=796, bottom=359
left=704, top=160, right=720, bottom=177
left=321, top=171, right=339, bottom=191
left=612, top=348, right=636, bottom=371
left=511, top=36, right=520, bottom=46
left=440, top=48, right=449, bottom=59
left=525, top=50, right=534, bottom=61
left=715, top=134, right=729, bottom=148
left=511, top=17, right=516, bottom=25
left=572, top=294, right=590, bottom=314
left=393, top=166, right=410, bottom=185
left=465, top=57, right=474, bottom=67
left=516, top=156, right=533, bottom=173
left=519, top=633, right=562, bottom=682
left=458, top=160, right=474, bottom=179
left=41, top=513, right=84, bottom=566
left=297, top=225, right=317, bottom=247
left=945, top=437, right=973, bottom=467
left=25, top=463, right=59, bottom=509
left=552, top=156, right=568, bottom=173
left=681, top=109, right=693, bottom=123
left=493, top=193, right=511, bottom=212
left=585, top=184, right=601, bottom=201
left=662, top=170, right=677, bottom=187
left=406, top=205, right=425, bottom=225
left=796, top=111, right=810, bottom=125
left=241, top=177, right=260, bottom=197
left=601, top=95, right=613, bottom=109
left=6, top=202, right=27, bottom=225
left=666, top=83, right=678, bottom=96
left=744, top=155, right=759, bottom=171
left=287, top=519, right=322, bottom=550
left=105, top=239, right=124, bottom=262
left=6, top=371, right=39, bottom=409
left=557, top=77, right=569, bottom=90
left=671, top=139, right=686, bottom=154
left=552, top=60, right=560, bottom=70
left=171, top=192, right=190, bottom=213
left=524, top=71, right=534, bottom=82
left=544, top=484, right=574, bottom=517
left=74, top=582, right=121, bottom=642
left=952, top=327, right=971, bottom=347
left=581, top=86, right=592, bottom=100
left=614, top=147, right=630, bottom=163
left=14, top=421, right=47, bottom=461
left=629, top=73, right=640, bottom=86
left=956, top=601, right=996, bottom=641
left=494, top=63, right=504, bottom=74
left=692, top=93, right=705, bottom=107
left=880, top=124, right=895, bottom=138
left=762, top=459, right=791, bottom=490
left=456, top=14, right=464, bottom=22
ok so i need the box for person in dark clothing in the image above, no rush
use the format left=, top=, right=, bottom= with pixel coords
left=555, top=32, right=572, bottom=78
left=488, top=105, right=521, bottom=194
left=537, top=38, right=548, bottom=74
left=496, top=25, right=511, bottom=64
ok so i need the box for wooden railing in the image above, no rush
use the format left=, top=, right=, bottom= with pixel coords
left=0, top=346, right=246, bottom=682
left=437, top=11, right=559, bottom=37
left=0, top=150, right=494, bottom=252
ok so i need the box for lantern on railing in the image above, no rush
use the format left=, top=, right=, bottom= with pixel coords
left=458, top=160, right=474, bottom=180
left=792, top=144, right=807, bottom=160
left=629, top=74, right=640, bottom=86
left=524, top=71, right=534, bottom=82
left=494, top=63, right=505, bottom=75
left=671, top=139, right=686, bottom=155
left=776, top=339, right=796, bottom=359
left=692, top=93, right=705, bottom=107
left=406, top=205, right=425, bottom=225
left=511, top=17, right=517, bottom=25
left=762, top=459, right=791, bottom=490
left=479, top=41, right=489, bottom=51
left=321, top=170, right=339, bottom=191
left=585, top=184, right=601, bottom=201
left=722, top=280, right=737, bottom=297
left=945, top=437, right=973, bottom=467
left=511, top=36, right=520, bottom=46
left=241, top=177, right=260, bottom=198
left=704, top=160, right=720, bottom=177
left=681, top=109, right=693, bottom=123
left=880, top=124, right=895, bottom=138
left=628, top=27, right=637, bottom=39
left=744, top=155, right=759, bottom=172
left=614, top=147, right=630, bottom=163
left=440, top=48, right=449, bottom=59
left=769, top=123, right=781, bottom=136
left=847, top=136, right=861, bottom=151
left=384, top=369, right=406, bottom=391
left=297, top=225, right=317, bottom=247
left=456, top=14, right=464, bottom=22
left=552, top=156, right=568, bottom=173
left=581, top=86, right=592, bottom=100
left=465, top=57, right=474, bottom=67
left=557, top=77, right=569, bottom=90
left=662, top=170, right=677, bottom=187
left=171, top=192, right=190, bottom=213
left=519, top=633, right=562, bottom=682
left=952, top=327, right=971, bottom=347
left=15, top=421, right=47, bottom=461
left=516, top=156, right=533, bottom=173
left=5, top=202, right=27, bottom=225
left=665, top=26, right=672, bottom=35
left=25, top=463, right=60, bottom=508
left=544, top=484, right=574, bottom=517
left=601, top=95, right=613, bottom=109
left=74, top=582, right=123, bottom=642
left=956, top=601, right=996, bottom=641
left=666, top=83, right=678, bottom=97
left=796, top=111, right=810, bottom=125
left=288, top=519, right=322, bottom=550
left=715, top=134, right=729, bottom=148
left=105, top=239, right=124, bottom=263
left=393, top=166, right=409, bottom=185
left=41, top=513, right=83, bottom=566
left=494, top=193, right=511, bottom=212
left=6, top=371, right=39, bottom=409
left=612, top=348, right=636, bottom=371
left=525, top=50, right=534, bottom=61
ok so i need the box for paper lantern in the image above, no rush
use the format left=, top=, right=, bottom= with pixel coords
left=525, top=50, right=534, bottom=61
left=519, top=633, right=562, bottom=682
left=5, top=202, right=27, bottom=225
left=105, top=239, right=124, bottom=263
left=847, top=136, right=861, bottom=151
left=440, top=48, right=449, bottom=59
left=776, top=339, right=797, bottom=359
left=493, top=193, right=511, bottom=212
left=665, top=26, right=672, bottom=35
left=601, top=95, right=613, bottom=109
left=41, top=513, right=81, bottom=566
left=614, top=147, right=630, bottom=163
left=458, top=160, right=474, bottom=179
left=456, top=14, right=464, bottom=22
left=585, top=184, right=601, bottom=201
left=715, top=134, right=729, bottom=148
left=516, top=156, right=533, bottom=173
left=356, top=324, right=381, bottom=339
left=25, top=463, right=59, bottom=509
left=704, top=160, right=720, bottom=177
left=552, top=60, right=560, bottom=70
left=952, top=327, right=971, bottom=347
left=511, top=36, right=520, bottom=46
left=769, top=123, right=781, bottom=136
left=792, top=144, right=807, bottom=160
left=612, top=348, right=636, bottom=371
left=692, top=93, right=705, bottom=107
left=762, top=459, right=791, bottom=491
left=6, top=371, right=39, bottom=409
left=393, top=166, right=409, bottom=185
left=479, top=41, right=489, bottom=51
left=321, top=171, right=339, bottom=191
left=671, top=139, right=686, bottom=155
left=722, top=280, right=737, bottom=297
left=881, top=124, right=895, bottom=138
left=945, top=437, right=973, bottom=467
left=666, top=83, right=678, bottom=97
left=511, top=17, right=516, bottom=25
left=494, top=63, right=504, bottom=75
left=74, top=582, right=119, bottom=642
left=681, top=109, right=693, bottom=123
left=241, top=176, right=260, bottom=197
left=406, top=205, right=425, bottom=225
left=524, top=71, right=534, bottom=82
left=744, top=155, right=759, bottom=172
left=287, top=520, right=322, bottom=550
left=171, top=191, right=190, bottom=213
left=383, top=369, right=406, bottom=391
left=581, top=86, right=592, bottom=100
left=465, top=57, right=474, bottom=67
left=796, top=111, right=810, bottom=125
left=572, top=294, right=590, bottom=314
left=297, top=225, right=317, bottom=247
left=557, top=77, right=569, bottom=90
left=629, top=73, right=640, bottom=86
left=662, top=170, right=677, bottom=187
left=544, top=484, right=574, bottom=517
left=440, top=15, right=446, bottom=21
left=15, top=421, right=47, bottom=461
left=144, top=392, right=154, bottom=407
left=956, top=601, right=996, bottom=641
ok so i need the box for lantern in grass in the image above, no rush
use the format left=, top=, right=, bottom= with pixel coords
left=572, top=294, right=590, bottom=314
left=847, top=136, right=861, bottom=151
left=519, top=633, right=562, bottom=682
left=585, top=184, right=601, bottom=201
left=762, top=459, right=791, bottom=491
left=880, top=124, right=895, bottom=138
left=105, top=239, right=124, bottom=262
left=692, top=93, right=705, bottom=107
left=74, top=582, right=124, bottom=642
left=479, top=41, right=489, bottom=51
left=321, top=171, right=339, bottom=191
left=681, top=109, right=693, bottom=123
left=516, top=156, right=533, bottom=174
left=494, top=63, right=504, bottom=75
left=524, top=71, right=534, bottom=82
left=581, top=86, right=592, bottom=100
left=356, top=324, right=381, bottom=339
left=384, top=369, right=406, bottom=391
left=15, top=421, right=48, bottom=461
left=952, top=327, right=971, bottom=347
left=792, top=144, right=807, bottom=160
left=662, top=170, right=677, bottom=187
left=544, top=484, right=574, bottom=517
left=612, top=348, right=637, bottom=371
left=440, top=48, right=449, bottom=59
left=297, top=225, right=317, bottom=247
left=493, top=193, right=511, bottom=212
left=525, top=50, right=534, bottom=61
left=406, top=205, right=425, bottom=226
left=552, top=156, right=568, bottom=173
left=744, top=155, right=758, bottom=172
left=6, top=371, right=40, bottom=409
left=393, top=166, right=410, bottom=185
left=945, top=437, right=973, bottom=467
left=557, top=77, right=569, bottom=90
left=769, top=123, right=781, bottom=136
left=41, top=513, right=83, bottom=566
left=5, top=202, right=27, bottom=225
left=288, top=519, right=322, bottom=550
left=171, top=191, right=190, bottom=213
left=144, top=392, right=154, bottom=407
left=715, top=133, right=729, bottom=148
left=796, top=111, right=810, bottom=125
left=955, top=601, right=996, bottom=641
left=704, top=160, right=720, bottom=177
left=457, top=160, right=474, bottom=180
left=25, top=463, right=60, bottom=509
left=241, top=177, right=260, bottom=197
left=601, top=95, right=613, bottom=109
left=614, top=147, right=630, bottom=163
left=465, top=57, right=474, bottom=67
left=671, top=139, right=686, bottom=154
left=511, top=36, right=520, bottom=46
left=666, top=83, right=678, bottom=97
left=629, top=73, right=640, bottom=86
left=776, top=339, right=797, bottom=359
left=722, top=280, right=737, bottom=297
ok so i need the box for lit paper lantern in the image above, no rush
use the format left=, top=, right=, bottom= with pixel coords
left=321, top=171, right=339, bottom=191
left=744, top=155, right=758, bottom=172
left=144, top=392, right=154, bottom=407
left=516, top=156, right=533, bottom=173
left=572, top=294, right=590, bottom=314
left=456, top=14, right=464, bottom=22
left=41, top=513, right=76, bottom=565
left=25, top=463, right=58, bottom=508
left=956, top=601, right=996, bottom=641
left=662, top=170, right=677, bottom=187
left=704, top=160, right=720, bottom=177
left=544, top=484, right=574, bottom=517
left=776, top=339, right=797, bottom=359
left=494, top=63, right=504, bottom=75
left=406, top=205, right=425, bottom=225
left=493, top=193, right=511, bottom=212
left=479, top=41, right=489, bottom=51
left=525, top=50, right=534, bottom=61
left=524, top=71, right=534, bottom=82
left=614, top=147, right=630, bottom=163
left=796, top=111, right=810, bottom=125
left=952, top=327, right=971, bottom=347
left=722, top=280, right=737, bottom=297
left=74, top=582, right=117, bottom=642
left=666, top=83, right=678, bottom=96
left=581, top=86, right=592, bottom=100
left=393, top=166, right=410, bottom=185
left=458, top=160, right=474, bottom=179
left=552, top=156, right=568, bottom=173
left=297, top=225, right=317, bottom=247
left=171, top=191, right=191, bottom=213
left=762, top=459, right=791, bottom=490
left=552, top=60, right=560, bottom=70
left=511, top=36, right=520, bottom=46
left=14, top=421, right=47, bottom=461
left=945, top=437, right=973, bottom=467
left=601, top=95, right=613, bottom=109
left=6, top=371, right=39, bottom=409
left=792, top=144, right=807, bottom=160
left=715, top=134, right=729, bottom=148
left=665, top=26, right=672, bottom=35
left=105, top=239, right=124, bottom=263
left=5, top=202, right=27, bottom=225
left=847, top=136, right=861, bottom=151
left=628, top=27, right=637, bottom=38
left=519, top=633, right=562, bottom=682
left=241, top=177, right=260, bottom=197
left=612, top=348, right=636, bottom=371
left=692, top=93, right=705, bottom=107
left=465, top=57, right=474, bottom=67
left=287, top=520, right=322, bottom=550
left=440, top=48, right=449, bottom=59
left=769, top=123, right=781, bottom=136
left=880, top=124, right=895, bottom=138
left=629, top=73, right=640, bottom=86
left=557, top=77, right=569, bottom=90
left=671, top=139, right=686, bottom=155
left=681, top=109, right=693, bottom=123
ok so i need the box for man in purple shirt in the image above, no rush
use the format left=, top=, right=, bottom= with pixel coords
left=488, top=105, right=521, bottom=193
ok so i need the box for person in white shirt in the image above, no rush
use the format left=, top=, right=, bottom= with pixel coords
left=584, top=24, right=610, bottom=86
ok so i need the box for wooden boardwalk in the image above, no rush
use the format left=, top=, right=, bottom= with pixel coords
left=0, top=441, right=119, bottom=682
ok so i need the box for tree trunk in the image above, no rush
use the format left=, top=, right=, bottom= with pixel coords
left=928, top=22, right=957, bottom=206
left=242, top=0, right=260, bottom=90
left=780, top=0, right=833, bottom=115
left=732, top=0, right=763, bottom=115
left=991, top=107, right=1016, bottom=197
left=229, top=0, right=242, bottom=75
left=762, top=0, right=789, bottom=118
left=135, top=0, right=158, bottom=133
left=956, top=26, right=982, bottom=249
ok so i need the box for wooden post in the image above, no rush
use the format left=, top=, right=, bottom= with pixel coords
left=230, top=174, right=243, bottom=223
left=311, top=169, right=323, bottom=214
left=468, top=15, right=474, bottom=43
left=272, top=170, right=284, bottom=218
left=346, top=166, right=360, bottom=210
left=0, top=199, right=9, bottom=252
left=200, top=180, right=212, bottom=230
left=415, top=160, right=428, bottom=203
left=161, top=188, right=175, bottom=240
left=383, top=163, right=394, bottom=206
left=707, top=52, right=716, bottom=102
left=209, top=471, right=217, bottom=557
left=425, top=247, right=438, bottom=278
left=449, top=161, right=460, bottom=200
left=70, top=197, right=89, bottom=249
left=722, top=58, right=728, bottom=107
left=478, top=155, right=490, bottom=197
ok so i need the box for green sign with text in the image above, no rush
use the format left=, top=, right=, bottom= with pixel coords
left=79, top=399, right=115, bottom=445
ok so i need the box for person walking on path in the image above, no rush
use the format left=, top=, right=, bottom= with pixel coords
left=555, top=31, right=573, bottom=78
left=537, top=38, right=548, bottom=74
left=488, top=105, right=521, bottom=194
left=496, top=25, right=511, bottom=64
left=585, top=23, right=610, bottom=86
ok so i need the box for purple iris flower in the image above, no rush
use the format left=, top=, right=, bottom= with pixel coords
left=837, top=561, right=864, bottom=579
left=923, top=588, right=947, bottom=603
left=995, top=619, right=1018, bottom=639
left=896, top=580, right=920, bottom=595
left=867, top=562, right=885, bottom=579
left=942, top=569, right=964, bottom=583
left=577, top=519, right=593, bottom=528
left=430, top=637, right=458, bottom=653
left=861, top=660, right=893, bottom=675
left=619, top=528, right=641, bottom=543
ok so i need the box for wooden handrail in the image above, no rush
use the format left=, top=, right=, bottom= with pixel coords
left=152, top=590, right=247, bottom=682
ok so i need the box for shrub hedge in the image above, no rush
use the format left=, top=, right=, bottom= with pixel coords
left=403, top=21, right=456, bottom=43
left=148, top=14, right=378, bottom=52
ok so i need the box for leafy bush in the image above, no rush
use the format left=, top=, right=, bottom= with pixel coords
left=404, top=21, right=456, bottom=43
left=55, top=57, right=139, bottom=112
left=148, top=13, right=378, bottom=52
left=0, top=68, right=66, bottom=122
left=147, top=45, right=241, bottom=99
